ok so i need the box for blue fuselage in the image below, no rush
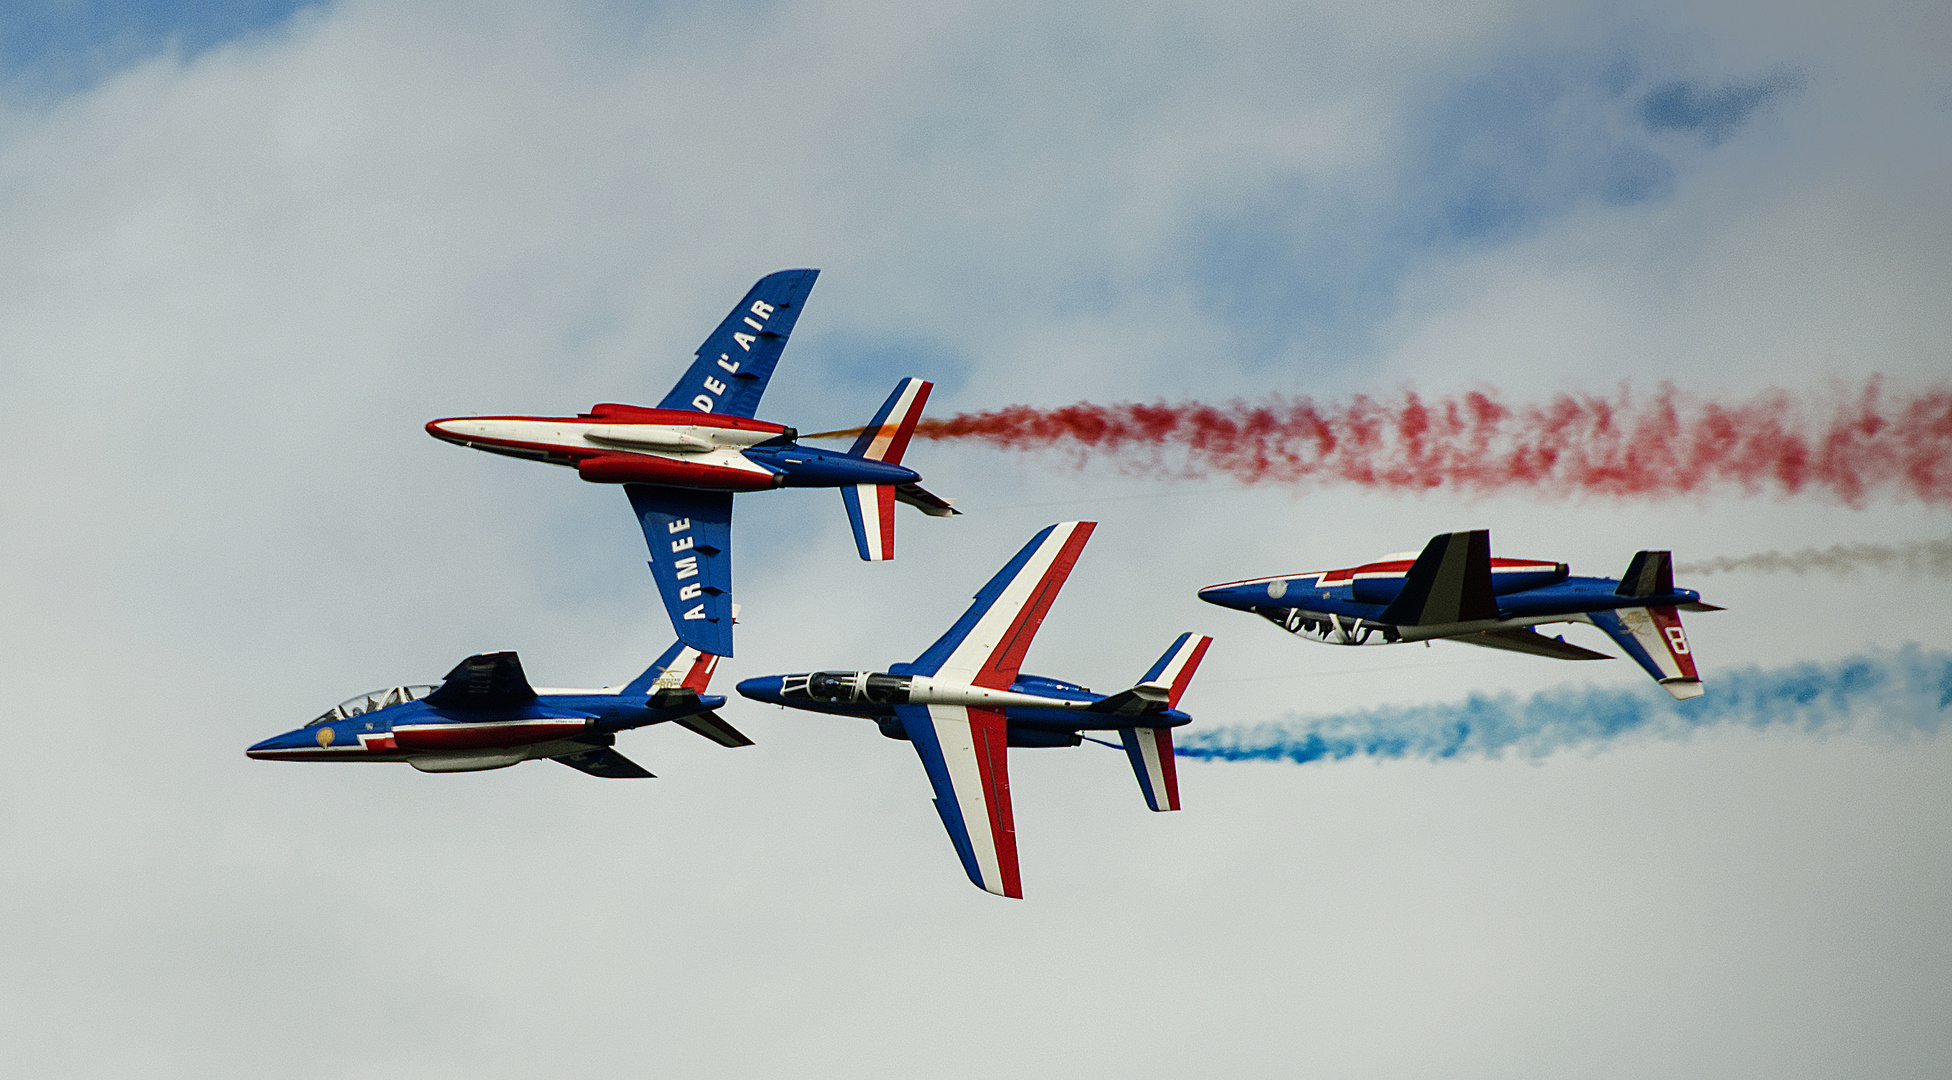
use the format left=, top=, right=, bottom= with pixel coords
left=1199, top=572, right=1701, bottom=642
left=247, top=692, right=728, bottom=764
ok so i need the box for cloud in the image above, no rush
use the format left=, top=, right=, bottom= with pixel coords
left=1179, top=647, right=1952, bottom=765
left=0, top=0, right=323, bottom=97
left=1640, top=66, right=1807, bottom=146
left=1186, top=51, right=1816, bottom=359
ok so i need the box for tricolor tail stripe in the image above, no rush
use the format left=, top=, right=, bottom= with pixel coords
left=1120, top=726, right=1181, bottom=811
left=850, top=378, right=934, bottom=465
left=1139, top=633, right=1213, bottom=709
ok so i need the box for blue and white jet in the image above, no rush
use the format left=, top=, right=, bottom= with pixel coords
left=246, top=640, right=750, bottom=776
left=1198, top=529, right=1722, bottom=699
left=426, top=269, right=955, bottom=656
left=737, top=522, right=1213, bottom=898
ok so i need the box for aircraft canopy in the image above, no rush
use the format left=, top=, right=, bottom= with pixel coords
left=310, top=685, right=439, bottom=725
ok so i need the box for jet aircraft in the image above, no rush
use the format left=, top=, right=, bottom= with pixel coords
left=246, top=639, right=750, bottom=776
left=426, top=269, right=954, bottom=656
left=1198, top=529, right=1721, bottom=699
left=737, top=521, right=1212, bottom=898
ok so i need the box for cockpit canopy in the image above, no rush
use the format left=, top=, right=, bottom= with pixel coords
left=780, top=671, right=912, bottom=705
left=310, top=685, right=439, bottom=726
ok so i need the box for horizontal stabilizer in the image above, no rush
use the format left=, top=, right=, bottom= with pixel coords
left=1378, top=530, right=1497, bottom=626
left=895, top=483, right=959, bottom=517
left=1451, top=627, right=1612, bottom=661
left=843, top=483, right=897, bottom=561
left=1088, top=686, right=1169, bottom=716
left=1119, top=726, right=1181, bottom=812
left=675, top=710, right=754, bottom=748
left=1679, top=602, right=1725, bottom=612
left=424, top=652, right=537, bottom=710
left=554, top=746, right=656, bottom=779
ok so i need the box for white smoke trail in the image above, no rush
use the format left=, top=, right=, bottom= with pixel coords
left=1676, top=536, right=1952, bottom=576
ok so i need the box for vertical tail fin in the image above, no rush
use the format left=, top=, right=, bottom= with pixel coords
left=849, top=378, right=933, bottom=464
left=1138, top=632, right=1213, bottom=709
left=1113, top=634, right=1210, bottom=812
left=842, top=378, right=939, bottom=560
left=623, top=639, right=721, bottom=696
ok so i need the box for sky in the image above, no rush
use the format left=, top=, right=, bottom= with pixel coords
left=1, top=1, right=1948, bottom=1077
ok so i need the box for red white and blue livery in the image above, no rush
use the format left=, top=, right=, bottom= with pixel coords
left=737, top=522, right=1212, bottom=898
left=246, top=639, right=750, bottom=776
left=1199, top=530, right=1723, bottom=699
left=426, top=269, right=954, bottom=656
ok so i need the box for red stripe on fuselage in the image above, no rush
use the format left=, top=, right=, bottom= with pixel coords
left=392, top=719, right=589, bottom=751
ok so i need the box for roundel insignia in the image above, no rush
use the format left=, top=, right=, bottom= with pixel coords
left=316, top=726, right=336, bottom=748
left=1267, top=579, right=1288, bottom=600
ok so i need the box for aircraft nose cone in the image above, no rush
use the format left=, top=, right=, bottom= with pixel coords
left=735, top=676, right=784, bottom=702
left=245, top=729, right=302, bottom=758
left=425, top=418, right=468, bottom=444
left=1198, top=582, right=1267, bottom=609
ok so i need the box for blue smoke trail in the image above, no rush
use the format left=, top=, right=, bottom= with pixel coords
left=1178, top=647, right=1952, bottom=765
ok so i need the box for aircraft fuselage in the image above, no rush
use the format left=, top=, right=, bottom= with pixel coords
left=1200, top=561, right=1702, bottom=646
left=736, top=671, right=1192, bottom=747
left=246, top=689, right=727, bottom=773
left=425, top=403, right=918, bottom=491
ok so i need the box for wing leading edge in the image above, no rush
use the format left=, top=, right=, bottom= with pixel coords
left=656, top=269, right=819, bottom=419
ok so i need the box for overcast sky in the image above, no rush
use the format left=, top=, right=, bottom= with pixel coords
left=2, top=2, right=1948, bottom=1077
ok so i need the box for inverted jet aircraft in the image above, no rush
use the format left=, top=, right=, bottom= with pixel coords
left=1198, top=529, right=1721, bottom=699
left=426, top=269, right=954, bottom=656
left=737, top=521, right=1212, bottom=898
left=246, top=639, right=751, bottom=776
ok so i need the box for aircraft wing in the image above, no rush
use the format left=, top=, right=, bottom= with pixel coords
left=674, top=711, right=753, bottom=748
left=625, top=485, right=735, bottom=656
left=656, top=269, right=819, bottom=418
left=1448, top=627, right=1612, bottom=661
left=423, top=651, right=538, bottom=711
left=897, top=703, right=1021, bottom=898
left=906, top=521, right=1096, bottom=688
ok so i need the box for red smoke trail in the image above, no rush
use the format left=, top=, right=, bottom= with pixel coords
left=907, top=379, right=1952, bottom=505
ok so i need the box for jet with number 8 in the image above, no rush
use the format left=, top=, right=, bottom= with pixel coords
left=1197, top=529, right=1721, bottom=699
